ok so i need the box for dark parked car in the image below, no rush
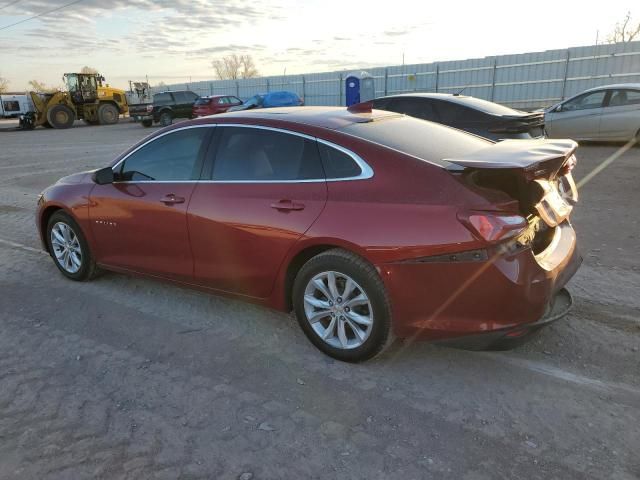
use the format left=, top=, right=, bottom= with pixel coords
left=228, top=91, right=303, bottom=112
left=192, top=95, right=243, bottom=118
left=36, top=105, right=580, bottom=362
left=130, top=90, right=199, bottom=127
left=373, top=93, right=545, bottom=141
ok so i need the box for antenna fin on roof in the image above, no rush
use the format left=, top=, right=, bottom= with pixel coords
left=347, top=101, right=373, bottom=113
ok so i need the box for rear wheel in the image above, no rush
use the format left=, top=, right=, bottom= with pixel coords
left=159, top=111, right=173, bottom=127
left=292, top=249, right=394, bottom=362
left=141, top=119, right=153, bottom=128
left=46, top=211, right=99, bottom=281
left=46, top=104, right=75, bottom=129
left=98, top=103, right=119, bottom=125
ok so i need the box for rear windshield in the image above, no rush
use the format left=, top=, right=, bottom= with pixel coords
left=453, top=96, right=522, bottom=116
left=194, top=98, right=211, bottom=105
left=340, top=116, right=491, bottom=165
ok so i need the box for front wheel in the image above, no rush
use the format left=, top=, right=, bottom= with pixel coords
left=98, top=103, right=119, bottom=125
left=46, top=211, right=99, bottom=281
left=141, top=119, right=153, bottom=128
left=292, top=249, right=394, bottom=362
left=47, top=104, right=75, bottom=129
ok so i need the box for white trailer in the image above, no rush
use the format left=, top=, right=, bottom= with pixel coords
left=0, top=94, right=33, bottom=118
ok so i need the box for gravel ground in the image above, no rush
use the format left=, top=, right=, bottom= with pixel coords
left=0, top=119, right=639, bottom=480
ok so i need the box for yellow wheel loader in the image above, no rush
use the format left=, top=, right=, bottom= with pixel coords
left=19, top=73, right=128, bottom=129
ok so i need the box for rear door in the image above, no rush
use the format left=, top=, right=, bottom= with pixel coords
left=598, top=89, right=640, bottom=140
left=187, top=125, right=327, bottom=298
left=90, top=126, right=213, bottom=280
left=546, top=90, right=608, bottom=139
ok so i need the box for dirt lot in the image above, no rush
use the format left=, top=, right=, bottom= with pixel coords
left=0, top=119, right=638, bottom=480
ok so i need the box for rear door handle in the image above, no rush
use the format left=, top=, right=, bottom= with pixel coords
left=270, top=200, right=305, bottom=211
left=160, top=194, right=185, bottom=205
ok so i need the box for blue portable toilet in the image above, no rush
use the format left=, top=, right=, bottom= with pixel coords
left=345, top=71, right=374, bottom=106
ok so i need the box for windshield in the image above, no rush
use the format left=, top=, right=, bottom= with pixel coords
left=194, top=98, right=211, bottom=105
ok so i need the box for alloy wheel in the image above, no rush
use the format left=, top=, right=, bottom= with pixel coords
left=50, top=222, right=83, bottom=274
left=303, top=271, right=373, bottom=349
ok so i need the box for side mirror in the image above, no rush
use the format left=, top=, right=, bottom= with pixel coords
left=92, top=167, right=114, bottom=185
left=555, top=104, right=563, bottom=113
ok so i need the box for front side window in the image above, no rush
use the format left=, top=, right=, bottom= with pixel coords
left=562, top=91, right=606, bottom=111
left=211, top=127, right=324, bottom=181
left=118, top=128, right=209, bottom=181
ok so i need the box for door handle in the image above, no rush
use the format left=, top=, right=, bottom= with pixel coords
left=270, top=200, right=305, bottom=211
left=160, top=194, right=185, bottom=205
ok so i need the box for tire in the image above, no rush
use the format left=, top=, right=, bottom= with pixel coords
left=42, top=121, right=53, bottom=128
left=159, top=111, right=173, bottom=127
left=46, top=211, right=99, bottom=281
left=46, top=104, right=75, bottom=129
left=142, top=119, right=153, bottom=128
left=292, top=249, right=394, bottom=362
left=98, top=103, right=119, bottom=125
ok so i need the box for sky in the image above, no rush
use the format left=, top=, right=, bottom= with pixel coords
left=0, top=0, right=637, bottom=91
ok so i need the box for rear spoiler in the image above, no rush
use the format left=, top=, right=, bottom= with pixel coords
left=445, top=139, right=578, bottom=180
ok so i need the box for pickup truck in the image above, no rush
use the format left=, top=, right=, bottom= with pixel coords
left=130, top=90, right=199, bottom=127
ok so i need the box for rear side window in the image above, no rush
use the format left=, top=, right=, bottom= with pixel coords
left=118, top=127, right=208, bottom=181
left=434, top=101, right=485, bottom=124
left=388, top=97, right=439, bottom=122
left=608, top=89, right=640, bottom=107
left=317, top=143, right=362, bottom=179
left=211, top=127, right=324, bottom=181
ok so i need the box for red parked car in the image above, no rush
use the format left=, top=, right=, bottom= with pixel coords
left=36, top=105, right=581, bottom=362
left=192, top=95, right=243, bottom=117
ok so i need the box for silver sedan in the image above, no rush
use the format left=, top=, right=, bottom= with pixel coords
left=545, top=83, right=640, bottom=141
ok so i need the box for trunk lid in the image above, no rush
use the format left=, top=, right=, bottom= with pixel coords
left=446, top=139, right=579, bottom=243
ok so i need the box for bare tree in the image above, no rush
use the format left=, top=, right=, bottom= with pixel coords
left=607, top=11, right=640, bottom=43
left=0, top=75, right=9, bottom=94
left=212, top=54, right=259, bottom=80
left=80, top=66, right=99, bottom=74
left=28, top=80, right=59, bottom=93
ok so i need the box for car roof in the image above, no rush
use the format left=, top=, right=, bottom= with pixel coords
left=213, top=106, right=402, bottom=129
left=575, top=83, right=640, bottom=94
left=377, top=92, right=523, bottom=115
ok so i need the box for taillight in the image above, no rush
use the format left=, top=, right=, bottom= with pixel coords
left=460, top=212, right=527, bottom=242
left=146, top=104, right=153, bottom=113
left=559, top=154, right=577, bottom=176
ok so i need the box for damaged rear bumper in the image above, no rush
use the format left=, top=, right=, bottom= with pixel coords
left=433, top=287, right=573, bottom=350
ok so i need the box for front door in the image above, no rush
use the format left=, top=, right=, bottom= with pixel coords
left=546, top=90, right=607, bottom=139
left=188, top=125, right=327, bottom=298
left=89, top=126, right=212, bottom=280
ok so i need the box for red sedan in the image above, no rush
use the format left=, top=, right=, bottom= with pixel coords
left=36, top=105, right=581, bottom=362
left=192, top=95, right=243, bottom=117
